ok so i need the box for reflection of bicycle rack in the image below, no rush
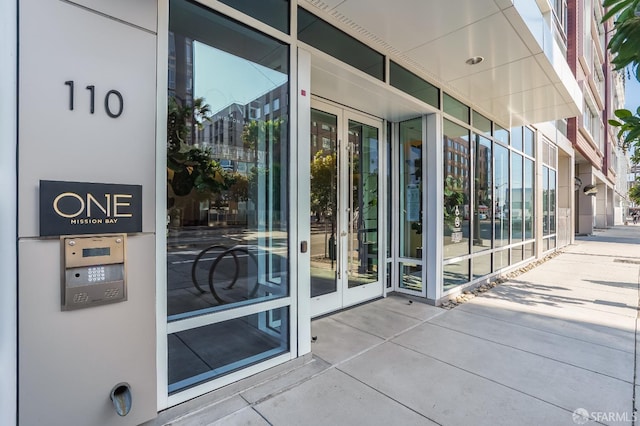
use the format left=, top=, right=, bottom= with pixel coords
left=191, top=245, right=260, bottom=305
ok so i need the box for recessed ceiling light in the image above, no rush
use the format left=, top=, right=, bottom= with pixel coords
left=466, top=56, right=484, bottom=65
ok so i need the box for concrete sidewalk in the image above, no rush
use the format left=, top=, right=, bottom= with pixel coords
left=162, top=226, right=640, bottom=426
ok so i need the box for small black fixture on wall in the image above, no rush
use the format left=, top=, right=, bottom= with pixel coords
left=583, top=184, right=598, bottom=196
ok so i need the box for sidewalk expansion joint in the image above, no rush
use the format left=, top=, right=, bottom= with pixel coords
left=393, top=341, right=608, bottom=423
left=454, top=306, right=635, bottom=355
left=425, top=320, right=635, bottom=385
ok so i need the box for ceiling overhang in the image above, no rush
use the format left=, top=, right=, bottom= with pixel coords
left=302, top=0, right=583, bottom=127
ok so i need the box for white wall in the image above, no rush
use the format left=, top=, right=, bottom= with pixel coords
left=595, top=183, right=608, bottom=228
left=577, top=165, right=595, bottom=234
left=0, top=0, right=18, bottom=424
left=18, top=0, right=158, bottom=424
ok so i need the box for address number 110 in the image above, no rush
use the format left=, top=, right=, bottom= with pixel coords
left=64, top=80, right=124, bottom=118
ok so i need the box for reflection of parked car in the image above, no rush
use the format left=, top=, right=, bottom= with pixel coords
left=510, top=201, right=532, bottom=222
left=510, top=208, right=531, bottom=221
left=477, top=205, right=488, bottom=220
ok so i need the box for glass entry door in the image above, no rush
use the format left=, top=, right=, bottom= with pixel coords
left=309, top=100, right=382, bottom=317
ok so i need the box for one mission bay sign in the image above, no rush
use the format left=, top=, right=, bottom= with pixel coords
left=40, top=180, right=142, bottom=236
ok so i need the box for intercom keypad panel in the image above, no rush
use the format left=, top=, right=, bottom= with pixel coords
left=61, top=235, right=127, bottom=310
left=65, top=264, right=124, bottom=288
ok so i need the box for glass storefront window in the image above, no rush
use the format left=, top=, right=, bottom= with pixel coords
left=542, top=166, right=557, bottom=239
left=443, top=259, right=470, bottom=290
left=524, top=159, right=534, bottom=240
left=385, top=122, right=392, bottom=290
left=298, top=7, right=384, bottom=81
left=524, top=127, right=535, bottom=157
left=511, top=153, right=523, bottom=243
left=494, top=124, right=509, bottom=144
left=543, top=167, right=550, bottom=236
left=473, top=134, right=492, bottom=253
left=511, top=245, right=523, bottom=264
left=494, top=249, right=509, bottom=271
left=386, top=122, right=392, bottom=259
left=347, top=119, right=379, bottom=288
left=168, top=0, right=290, bottom=392
left=511, top=126, right=523, bottom=152
left=400, top=262, right=422, bottom=292
left=399, top=118, right=423, bottom=260
left=168, top=307, right=289, bottom=394
left=443, top=120, right=470, bottom=259
left=549, top=169, right=557, bottom=234
left=494, top=144, right=509, bottom=247
left=472, top=111, right=492, bottom=135
left=524, top=242, right=534, bottom=260
left=390, top=61, right=439, bottom=108
left=472, top=253, right=491, bottom=279
left=443, top=93, right=470, bottom=124
left=218, top=0, right=290, bottom=33
left=309, top=109, right=337, bottom=298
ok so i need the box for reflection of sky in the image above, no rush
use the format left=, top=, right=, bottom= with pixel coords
left=625, top=73, right=640, bottom=112
left=193, top=41, right=287, bottom=115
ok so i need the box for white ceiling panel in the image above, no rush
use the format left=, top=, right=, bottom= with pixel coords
left=476, top=84, right=571, bottom=125
left=404, top=12, right=531, bottom=82
left=300, top=0, right=582, bottom=126
left=493, top=0, right=516, bottom=9
left=525, top=103, right=578, bottom=126
left=310, top=52, right=432, bottom=121
left=448, top=56, right=549, bottom=101
left=330, top=0, right=500, bottom=52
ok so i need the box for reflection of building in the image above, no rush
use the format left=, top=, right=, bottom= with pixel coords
left=170, top=31, right=289, bottom=174
left=444, top=136, right=470, bottom=183
left=168, top=32, right=194, bottom=143
left=168, top=33, right=289, bottom=226
left=475, top=142, right=489, bottom=192
left=311, top=118, right=336, bottom=154
left=199, top=86, right=288, bottom=173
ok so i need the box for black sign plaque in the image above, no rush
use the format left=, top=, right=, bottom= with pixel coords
left=40, top=180, right=142, bottom=236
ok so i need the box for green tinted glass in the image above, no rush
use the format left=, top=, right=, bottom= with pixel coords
left=298, top=7, right=384, bottom=81
left=390, top=61, right=439, bottom=108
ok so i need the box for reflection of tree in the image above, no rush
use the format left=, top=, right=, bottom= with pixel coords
left=227, top=173, right=248, bottom=203
left=310, top=150, right=337, bottom=222
left=168, top=96, right=210, bottom=149
left=167, top=96, right=226, bottom=196
left=167, top=96, right=232, bottom=227
left=409, top=182, right=422, bottom=235
left=242, top=119, right=284, bottom=164
left=242, top=118, right=286, bottom=224
left=248, top=165, right=283, bottom=211
left=444, top=175, right=465, bottom=229
left=473, top=177, right=489, bottom=244
left=630, top=179, right=640, bottom=205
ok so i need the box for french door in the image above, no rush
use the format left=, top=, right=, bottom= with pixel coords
left=309, top=99, right=383, bottom=317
